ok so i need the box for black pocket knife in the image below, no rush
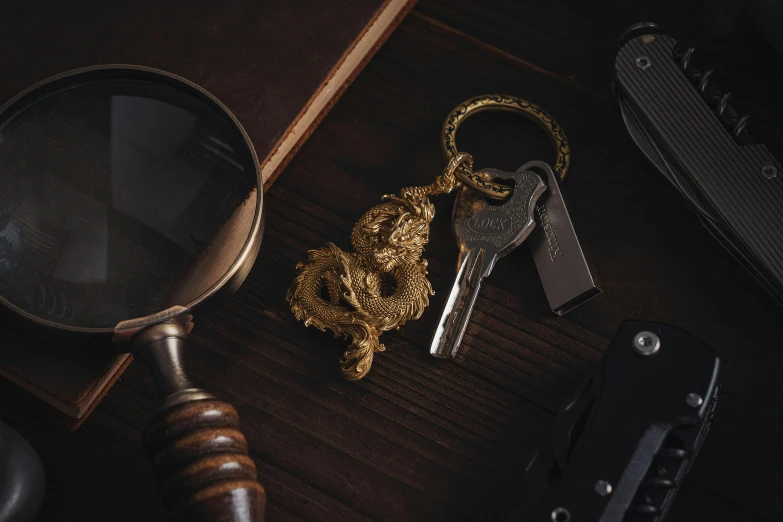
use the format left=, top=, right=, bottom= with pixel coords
left=508, top=321, right=720, bottom=522
left=614, top=22, right=783, bottom=306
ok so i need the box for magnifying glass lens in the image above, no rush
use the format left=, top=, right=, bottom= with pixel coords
left=0, top=78, right=258, bottom=329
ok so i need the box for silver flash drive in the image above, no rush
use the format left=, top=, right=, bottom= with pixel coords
left=521, top=160, right=601, bottom=315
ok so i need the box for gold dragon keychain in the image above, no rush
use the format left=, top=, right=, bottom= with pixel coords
left=287, top=94, right=571, bottom=380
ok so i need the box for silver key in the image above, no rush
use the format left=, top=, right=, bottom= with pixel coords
left=430, top=167, right=546, bottom=358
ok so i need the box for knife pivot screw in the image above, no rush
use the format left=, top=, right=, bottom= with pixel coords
left=761, top=164, right=777, bottom=179
left=633, top=331, right=660, bottom=355
left=686, top=393, right=704, bottom=408
left=594, top=480, right=613, bottom=496
left=635, top=56, right=652, bottom=70
left=551, top=507, right=571, bottom=522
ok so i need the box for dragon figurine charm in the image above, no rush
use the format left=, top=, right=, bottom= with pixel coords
left=287, top=153, right=472, bottom=380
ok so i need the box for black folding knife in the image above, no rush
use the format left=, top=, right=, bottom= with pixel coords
left=508, top=320, right=720, bottom=522
left=614, top=22, right=783, bottom=306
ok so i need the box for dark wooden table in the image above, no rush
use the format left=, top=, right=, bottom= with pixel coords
left=4, top=1, right=783, bottom=521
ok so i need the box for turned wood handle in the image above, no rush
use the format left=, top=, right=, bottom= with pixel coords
left=144, top=396, right=266, bottom=522
left=125, top=316, right=266, bottom=522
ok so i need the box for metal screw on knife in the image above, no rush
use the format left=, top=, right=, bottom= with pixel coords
left=686, top=393, right=704, bottom=408
left=429, top=167, right=545, bottom=359
left=635, top=56, right=652, bottom=70
left=762, top=164, right=777, bottom=179
left=594, top=480, right=613, bottom=496
left=633, top=331, right=661, bottom=355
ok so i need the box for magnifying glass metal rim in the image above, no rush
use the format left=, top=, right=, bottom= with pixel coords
left=0, top=64, right=264, bottom=335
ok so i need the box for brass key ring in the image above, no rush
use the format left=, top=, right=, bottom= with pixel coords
left=288, top=95, right=571, bottom=380
left=442, top=94, right=571, bottom=199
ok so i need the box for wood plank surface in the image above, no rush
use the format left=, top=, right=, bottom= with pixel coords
left=3, top=1, right=783, bottom=521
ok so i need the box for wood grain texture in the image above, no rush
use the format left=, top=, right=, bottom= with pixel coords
left=2, top=1, right=783, bottom=521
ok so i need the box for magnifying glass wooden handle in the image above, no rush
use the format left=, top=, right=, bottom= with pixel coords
left=130, top=317, right=266, bottom=522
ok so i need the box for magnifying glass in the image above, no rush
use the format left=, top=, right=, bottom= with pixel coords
left=0, top=66, right=266, bottom=521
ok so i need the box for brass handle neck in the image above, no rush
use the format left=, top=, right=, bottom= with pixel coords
left=135, top=320, right=199, bottom=400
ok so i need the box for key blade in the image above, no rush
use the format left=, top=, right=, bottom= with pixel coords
left=431, top=169, right=546, bottom=359
left=430, top=247, right=485, bottom=358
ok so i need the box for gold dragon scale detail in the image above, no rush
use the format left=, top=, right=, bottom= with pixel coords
left=286, top=153, right=472, bottom=380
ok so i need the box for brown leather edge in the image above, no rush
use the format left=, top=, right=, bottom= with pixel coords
left=261, top=0, right=418, bottom=188
left=65, top=354, right=134, bottom=431
left=0, top=353, right=133, bottom=432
